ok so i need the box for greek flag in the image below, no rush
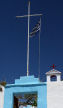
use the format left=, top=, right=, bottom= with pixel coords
left=30, top=20, right=40, bottom=37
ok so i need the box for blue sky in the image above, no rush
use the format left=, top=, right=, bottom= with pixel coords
left=0, top=0, right=63, bottom=83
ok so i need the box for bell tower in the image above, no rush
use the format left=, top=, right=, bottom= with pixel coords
left=46, top=69, right=61, bottom=82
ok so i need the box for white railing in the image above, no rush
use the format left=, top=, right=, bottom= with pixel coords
left=19, top=105, right=37, bottom=108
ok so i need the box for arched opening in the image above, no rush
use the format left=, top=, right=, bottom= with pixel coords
left=50, top=75, right=57, bottom=81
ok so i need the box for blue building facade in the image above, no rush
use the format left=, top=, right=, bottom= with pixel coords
left=4, top=76, right=47, bottom=108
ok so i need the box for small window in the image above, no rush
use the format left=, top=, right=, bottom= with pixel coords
left=0, top=87, right=2, bottom=92
left=50, top=75, right=57, bottom=81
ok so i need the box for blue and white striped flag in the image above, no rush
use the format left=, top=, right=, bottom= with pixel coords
left=30, top=20, right=40, bottom=37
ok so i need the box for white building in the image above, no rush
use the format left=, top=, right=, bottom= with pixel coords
left=0, top=85, right=4, bottom=108
left=46, top=69, right=63, bottom=108
left=0, top=69, right=63, bottom=108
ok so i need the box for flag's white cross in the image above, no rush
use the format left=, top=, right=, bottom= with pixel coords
left=16, top=1, right=42, bottom=76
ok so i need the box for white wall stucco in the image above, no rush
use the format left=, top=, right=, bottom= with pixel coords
left=47, top=81, right=63, bottom=108
left=0, top=85, right=4, bottom=108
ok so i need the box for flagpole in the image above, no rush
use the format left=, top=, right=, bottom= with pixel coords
left=16, top=2, right=42, bottom=77
left=27, top=1, right=30, bottom=76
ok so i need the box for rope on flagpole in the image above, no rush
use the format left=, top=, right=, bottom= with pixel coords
left=38, top=16, right=42, bottom=80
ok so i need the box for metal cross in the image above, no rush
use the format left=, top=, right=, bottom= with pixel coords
left=16, top=1, right=42, bottom=76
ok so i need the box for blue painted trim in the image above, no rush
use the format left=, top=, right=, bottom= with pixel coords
left=5, top=82, right=46, bottom=88
left=4, top=76, right=47, bottom=108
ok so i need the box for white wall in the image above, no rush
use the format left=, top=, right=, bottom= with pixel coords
left=47, top=81, right=63, bottom=108
left=0, top=85, right=4, bottom=108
